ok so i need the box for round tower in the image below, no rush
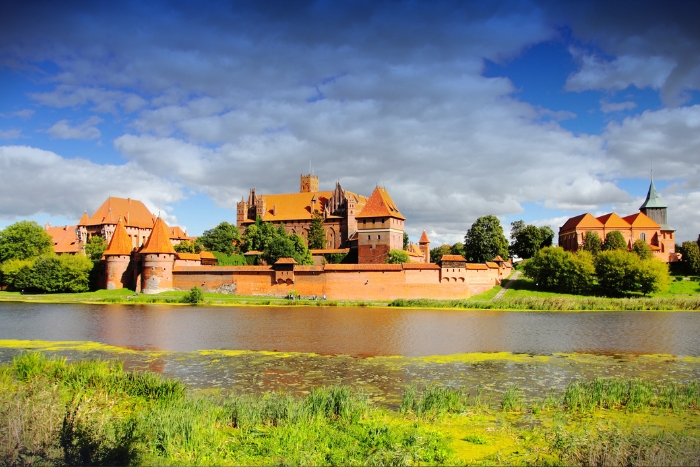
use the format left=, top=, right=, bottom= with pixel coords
left=103, top=219, right=133, bottom=290
left=140, top=217, right=177, bottom=294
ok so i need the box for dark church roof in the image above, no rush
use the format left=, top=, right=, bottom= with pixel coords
left=639, top=179, right=667, bottom=209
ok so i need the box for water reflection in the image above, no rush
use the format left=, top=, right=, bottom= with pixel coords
left=1, top=302, right=699, bottom=356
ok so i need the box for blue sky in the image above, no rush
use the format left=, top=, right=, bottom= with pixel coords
left=2, top=0, right=700, bottom=244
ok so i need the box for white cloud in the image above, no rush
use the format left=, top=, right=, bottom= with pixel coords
left=30, top=85, right=147, bottom=114
left=47, top=116, right=103, bottom=140
left=0, top=145, right=184, bottom=222
left=600, top=100, right=637, bottom=113
left=0, top=109, right=34, bottom=119
left=0, top=129, right=22, bottom=139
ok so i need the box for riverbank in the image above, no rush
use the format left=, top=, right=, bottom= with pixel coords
left=1, top=274, right=699, bottom=310
left=2, top=352, right=698, bottom=466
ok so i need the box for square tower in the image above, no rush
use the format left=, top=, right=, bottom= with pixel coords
left=300, top=173, right=319, bottom=193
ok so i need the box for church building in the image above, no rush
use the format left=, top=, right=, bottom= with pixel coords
left=558, top=179, right=678, bottom=262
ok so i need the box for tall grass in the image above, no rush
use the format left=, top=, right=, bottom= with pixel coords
left=390, top=296, right=700, bottom=310
left=400, top=385, right=485, bottom=418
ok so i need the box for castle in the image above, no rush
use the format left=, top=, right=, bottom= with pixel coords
left=558, top=178, right=679, bottom=262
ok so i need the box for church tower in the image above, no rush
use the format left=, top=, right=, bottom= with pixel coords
left=639, top=177, right=669, bottom=229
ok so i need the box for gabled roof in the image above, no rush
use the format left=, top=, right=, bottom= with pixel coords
left=103, top=220, right=133, bottom=256
left=46, top=225, right=81, bottom=254
left=356, top=187, right=405, bottom=219
left=419, top=231, right=430, bottom=243
left=493, top=255, right=505, bottom=261
left=486, top=262, right=499, bottom=269
left=559, top=213, right=604, bottom=233
left=275, top=257, right=298, bottom=264
left=640, top=179, right=667, bottom=209
left=199, top=251, right=216, bottom=259
left=596, top=212, right=630, bottom=229
left=78, top=212, right=89, bottom=226
left=141, top=217, right=176, bottom=254
left=176, top=253, right=200, bottom=261
left=85, top=197, right=156, bottom=229
left=441, top=254, right=466, bottom=262
left=406, top=243, right=424, bottom=257
left=168, top=226, right=189, bottom=240
left=622, top=212, right=660, bottom=229
left=255, top=191, right=333, bottom=222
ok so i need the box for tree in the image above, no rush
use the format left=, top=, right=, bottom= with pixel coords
left=636, top=258, right=670, bottom=295
left=0, top=220, right=53, bottom=263
left=510, top=224, right=543, bottom=259
left=595, top=250, right=638, bottom=294
left=8, top=254, right=93, bottom=293
left=451, top=242, right=465, bottom=258
left=174, top=239, right=199, bottom=254
left=603, top=231, right=627, bottom=251
left=539, top=226, right=554, bottom=248
left=1, top=258, right=34, bottom=290
left=522, top=247, right=595, bottom=294
left=464, top=215, right=508, bottom=263
left=430, top=244, right=453, bottom=263
left=198, top=222, right=241, bottom=254
left=307, top=210, right=326, bottom=249
left=243, top=218, right=277, bottom=253
left=680, top=241, right=700, bottom=275
left=582, top=231, right=602, bottom=255
left=632, top=239, right=653, bottom=260
left=403, top=232, right=409, bottom=250
left=385, top=249, right=410, bottom=264
left=84, top=235, right=108, bottom=262
left=261, top=225, right=313, bottom=266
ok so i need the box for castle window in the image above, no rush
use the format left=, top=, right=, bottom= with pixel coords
left=640, top=233, right=646, bottom=241
left=367, top=235, right=370, bottom=240
left=377, top=235, right=380, bottom=240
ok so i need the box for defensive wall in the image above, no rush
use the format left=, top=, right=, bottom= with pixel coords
left=172, top=261, right=509, bottom=300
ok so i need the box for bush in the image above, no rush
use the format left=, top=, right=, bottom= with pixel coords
left=212, top=252, right=246, bottom=266
left=1, top=254, right=93, bottom=293
left=595, top=250, right=670, bottom=296
left=603, top=231, right=628, bottom=251
left=385, top=249, right=410, bottom=264
left=632, top=239, right=653, bottom=260
left=680, top=241, right=700, bottom=275
left=181, top=286, right=204, bottom=305
left=522, top=247, right=594, bottom=293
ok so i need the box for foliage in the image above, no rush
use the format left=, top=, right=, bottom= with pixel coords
left=595, top=250, right=670, bottom=296
left=0, top=220, right=53, bottom=263
left=680, top=240, right=700, bottom=275
left=464, top=215, right=508, bottom=263
left=451, top=242, right=465, bottom=258
left=261, top=225, right=313, bottom=265
left=197, top=222, right=241, bottom=255
left=522, top=246, right=594, bottom=294
left=181, top=286, right=204, bottom=305
left=509, top=221, right=555, bottom=259
left=1, top=254, right=93, bottom=293
left=323, top=252, right=347, bottom=264
left=84, top=235, right=107, bottom=262
left=211, top=251, right=246, bottom=266
left=403, top=232, right=409, bottom=250
left=243, top=218, right=278, bottom=253
left=385, top=249, right=410, bottom=264
left=307, top=210, right=326, bottom=249
left=430, top=244, right=453, bottom=263
left=582, top=231, right=602, bottom=255
left=603, top=230, right=628, bottom=251
left=539, top=225, right=554, bottom=247
left=173, top=239, right=199, bottom=254
left=632, top=239, right=653, bottom=260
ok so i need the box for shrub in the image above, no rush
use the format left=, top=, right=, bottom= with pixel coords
left=522, top=246, right=594, bottom=293
left=181, top=286, right=204, bottom=305
left=595, top=250, right=670, bottom=296
left=582, top=231, right=602, bottom=255
left=212, top=252, right=246, bottom=266
left=385, top=249, right=410, bottom=264
left=680, top=241, right=700, bottom=275
left=603, top=230, right=628, bottom=251
left=632, top=239, right=653, bottom=260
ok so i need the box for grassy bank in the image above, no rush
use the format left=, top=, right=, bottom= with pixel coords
left=1, top=353, right=699, bottom=466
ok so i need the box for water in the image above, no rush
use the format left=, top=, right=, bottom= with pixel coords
left=1, top=302, right=699, bottom=356
left=2, top=302, right=699, bottom=404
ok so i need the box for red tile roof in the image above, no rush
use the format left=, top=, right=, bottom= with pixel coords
left=559, top=213, right=604, bottom=233
left=176, top=253, right=201, bottom=261
left=46, top=225, right=81, bottom=254
left=441, top=255, right=466, bottom=262
left=596, top=212, right=631, bottom=228
left=419, top=231, right=430, bottom=243
left=275, top=258, right=298, bottom=264
left=141, top=217, right=176, bottom=254
left=324, top=264, right=403, bottom=271
left=486, top=262, right=499, bottom=269
left=465, top=264, right=489, bottom=270
left=199, top=251, right=216, bottom=259
left=83, top=197, right=156, bottom=229
left=356, top=187, right=405, bottom=219
left=310, top=248, right=350, bottom=254
left=103, top=220, right=133, bottom=256
left=402, top=263, right=440, bottom=270
left=622, top=212, right=660, bottom=228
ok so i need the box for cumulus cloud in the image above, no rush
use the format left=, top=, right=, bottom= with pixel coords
left=0, top=129, right=22, bottom=139
left=0, top=109, right=34, bottom=119
left=0, top=145, right=184, bottom=222
left=30, top=85, right=147, bottom=113
left=47, top=116, right=103, bottom=140
left=600, top=100, right=637, bottom=114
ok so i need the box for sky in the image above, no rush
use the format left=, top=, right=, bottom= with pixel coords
left=2, top=0, right=700, bottom=246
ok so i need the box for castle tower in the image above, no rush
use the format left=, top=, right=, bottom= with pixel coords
left=300, top=173, right=319, bottom=193
left=419, top=230, right=430, bottom=264
left=140, top=217, right=177, bottom=294
left=356, top=187, right=405, bottom=264
left=103, top=219, right=133, bottom=290
left=236, top=197, right=248, bottom=227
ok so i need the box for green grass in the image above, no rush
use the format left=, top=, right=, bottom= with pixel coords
left=2, top=353, right=699, bottom=466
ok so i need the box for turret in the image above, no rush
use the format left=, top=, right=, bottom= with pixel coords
left=103, top=219, right=133, bottom=290
left=140, top=217, right=176, bottom=294
left=419, top=231, right=430, bottom=264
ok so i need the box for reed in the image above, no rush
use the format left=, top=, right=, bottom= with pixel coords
left=400, top=385, right=485, bottom=418
left=500, top=384, right=525, bottom=412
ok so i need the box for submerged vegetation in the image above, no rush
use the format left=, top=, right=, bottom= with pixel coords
left=1, top=353, right=699, bottom=466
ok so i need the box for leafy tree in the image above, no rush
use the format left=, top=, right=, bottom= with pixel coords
left=595, top=250, right=638, bottom=294
left=539, top=226, right=554, bottom=248
left=308, top=210, right=326, bottom=249
left=212, top=252, right=246, bottom=266
left=174, top=239, right=199, bottom=254
left=636, top=258, right=670, bottom=295
left=582, top=231, right=602, bottom=255
left=261, top=225, right=313, bottom=265
left=566, top=250, right=596, bottom=294
left=603, top=231, right=627, bottom=251
left=403, top=232, right=410, bottom=250
left=451, top=242, right=465, bottom=258
left=464, top=215, right=508, bottom=263
left=680, top=241, right=700, bottom=275
left=430, top=244, right=453, bottom=263
left=510, top=220, right=525, bottom=241
left=56, top=254, right=93, bottom=293
left=243, top=218, right=278, bottom=253
left=385, top=249, right=410, bottom=264
left=522, top=246, right=594, bottom=293
left=0, top=220, right=53, bottom=263
left=1, top=258, right=34, bottom=290
left=510, top=224, right=543, bottom=259
left=632, top=239, right=653, bottom=260
left=10, top=254, right=93, bottom=293
left=181, top=286, right=204, bottom=305
left=84, top=235, right=108, bottom=262
left=198, top=222, right=241, bottom=254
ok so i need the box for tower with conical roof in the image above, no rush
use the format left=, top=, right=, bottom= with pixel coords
left=140, top=217, right=177, bottom=294
left=103, top=219, right=134, bottom=290
left=419, top=231, right=430, bottom=264
left=356, top=186, right=406, bottom=263
left=639, top=176, right=671, bottom=230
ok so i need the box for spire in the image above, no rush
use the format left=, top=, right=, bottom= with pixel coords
left=419, top=231, right=430, bottom=244
left=103, top=219, right=132, bottom=256
left=639, top=177, right=667, bottom=209
left=78, top=211, right=89, bottom=226
left=141, top=217, right=176, bottom=254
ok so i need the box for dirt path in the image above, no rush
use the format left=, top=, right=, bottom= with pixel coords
left=492, top=270, right=520, bottom=300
